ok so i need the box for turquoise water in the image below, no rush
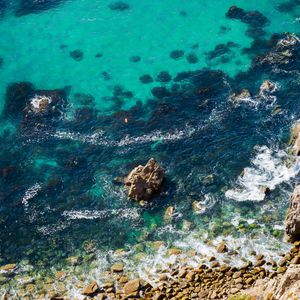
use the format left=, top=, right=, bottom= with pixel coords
left=0, top=0, right=300, bottom=297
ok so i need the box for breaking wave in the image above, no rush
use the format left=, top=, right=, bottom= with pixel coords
left=225, top=146, right=300, bottom=201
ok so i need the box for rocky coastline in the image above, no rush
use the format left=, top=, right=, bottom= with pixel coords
left=1, top=123, right=300, bottom=300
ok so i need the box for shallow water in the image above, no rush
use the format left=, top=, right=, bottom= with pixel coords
left=0, top=0, right=300, bottom=297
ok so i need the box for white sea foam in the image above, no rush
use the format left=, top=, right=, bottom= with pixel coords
left=52, top=124, right=198, bottom=148
left=21, top=183, right=41, bottom=206
left=62, top=208, right=141, bottom=221
left=29, top=95, right=52, bottom=113
left=225, top=146, right=300, bottom=201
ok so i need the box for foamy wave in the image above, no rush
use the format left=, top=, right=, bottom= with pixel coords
left=62, top=208, right=141, bottom=221
left=22, top=183, right=41, bottom=206
left=53, top=125, right=197, bottom=147
left=225, top=146, right=300, bottom=201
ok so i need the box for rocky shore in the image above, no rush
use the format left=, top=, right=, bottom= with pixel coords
left=2, top=123, right=300, bottom=300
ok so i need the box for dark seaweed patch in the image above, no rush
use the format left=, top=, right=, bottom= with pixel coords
left=102, top=71, right=111, bottom=80
left=74, top=93, right=95, bottom=106
left=0, top=0, right=6, bottom=17
left=186, top=53, right=199, bottom=64
left=15, top=0, right=64, bottom=17
left=205, top=42, right=239, bottom=60
left=139, top=74, right=153, bottom=84
left=156, top=71, right=172, bottom=83
left=70, top=50, right=84, bottom=61
left=226, top=6, right=269, bottom=38
left=130, top=56, right=141, bottom=63
left=3, top=82, right=34, bottom=118
left=95, top=53, right=103, bottom=58
left=151, top=87, right=171, bottom=98
left=277, top=0, right=300, bottom=13
left=170, top=50, right=184, bottom=60
left=108, top=1, right=130, bottom=11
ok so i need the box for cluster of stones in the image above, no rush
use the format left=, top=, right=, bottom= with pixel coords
left=36, top=241, right=298, bottom=300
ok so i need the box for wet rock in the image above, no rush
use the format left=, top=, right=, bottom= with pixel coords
left=130, top=55, right=141, bottom=63
left=216, top=241, right=228, bottom=253
left=124, top=158, right=164, bottom=202
left=82, top=281, right=100, bottom=296
left=124, top=279, right=141, bottom=296
left=109, top=1, right=130, bottom=11
left=111, top=263, right=124, bottom=273
left=229, top=89, right=251, bottom=104
left=259, top=80, right=277, bottom=94
left=140, top=74, right=153, bottom=84
left=167, top=248, right=182, bottom=256
left=290, top=255, right=300, bottom=264
left=285, top=185, right=300, bottom=242
left=170, top=50, right=184, bottom=60
left=156, top=71, right=172, bottom=83
left=164, top=206, right=175, bottom=222
left=192, top=201, right=206, bottom=215
left=186, top=53, right=198, bottom=64
left=15, top=0, right=64, bottom=17
left=70, top=50, right=84, bottom=61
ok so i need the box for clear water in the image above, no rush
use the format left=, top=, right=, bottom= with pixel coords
left=0, top=0, right=300, bottom=296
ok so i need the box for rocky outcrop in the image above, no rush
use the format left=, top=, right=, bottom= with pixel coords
left=125, top=158, right=164, bottom=202
left=289, top=122, right=300, bottom=155
left=245, top=265, right=300, bottom=300
left=229, top=89, right=251, bottom=105
left=285, top=185, right=300, bottom=242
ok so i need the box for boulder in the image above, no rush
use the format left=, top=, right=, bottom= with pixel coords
left=125, top=158, right=164, bottom=202
left=259, top=80, right=277, bottom=94
left=124, top=279, right=141, bottom=296
left=82, top=280, right=100, bottom=296
left=216, top=241, right=228, bottom=253
left=285, top=185, right=300, bottom=242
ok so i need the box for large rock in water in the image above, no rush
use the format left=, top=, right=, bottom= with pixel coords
left=285, top=185, right=300, bottom=242
left=125, top=158, right=164, bottom=202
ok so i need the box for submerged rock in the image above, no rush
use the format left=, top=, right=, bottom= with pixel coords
left=124, top=158, right=164, bottom=202
left=229, top=89, right=251, bottom=104
left=285, top=185, right=300, bottom=242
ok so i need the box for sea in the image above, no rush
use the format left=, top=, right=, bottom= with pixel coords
left=0, top=0, right=300, bottom=298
